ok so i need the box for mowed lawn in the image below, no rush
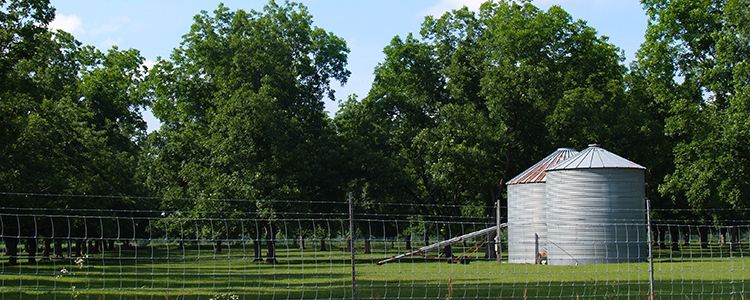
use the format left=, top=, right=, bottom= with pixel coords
left=1, top=241, right=748, bottom=299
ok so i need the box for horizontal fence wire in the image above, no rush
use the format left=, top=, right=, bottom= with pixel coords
left=0, top=194, right=749, bottom=299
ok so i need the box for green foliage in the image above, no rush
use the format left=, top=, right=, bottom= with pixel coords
left=7, top=0, right=748, bottom=229
left=0, top=0, right=55, bottom=84
left=0, top=0, right=152, bottom=249
left=1, top=19, right=148, bottom=205
left=639, top=0, right=750, bottom=218
left=336, top=1, right=638, bottom=219
left=142, top=1, right=351, bottom=235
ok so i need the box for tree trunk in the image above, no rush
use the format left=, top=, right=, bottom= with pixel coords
left=720, top=227, right=727, bottom=246
left=27, top=238, right=38, bottom=264
left=658, top=225, right=667, bottom=249
left=299, top=234, right=305, bottom=250
left=729, top=226, right=739, bottom=253
left=683, top=227, right=690, bottom=246
left=54, top=239, right=64, bottom=258
left=252, top=238, right=263, bottom=261
left=74, top=239, right=83, bottom=257
left=364, top=238, right=371, bottom=254
left=93, top=239, right=103, bottom=254
left=670, top=225, right=680, bottom=251
left=42, top=238, right=51, bottom=261
left=214, top=240, right=223, bottom=254
left=265, top=223, right=278, bottom=264
left=405, top=238, right=411, bottom=250
left=5, top=237, right=19, bottom=266
left=108, top=240, right=116, bottom=251
left=443, top=244, right=454, bottom=259
left=252, top=223, right=263, bottom=261
left=320, top=238, right=328, bottom=251
left=699, top=226, right=709, bottom=249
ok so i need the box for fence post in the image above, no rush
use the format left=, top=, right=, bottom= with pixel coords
left=647, top=198, right=655, bottom=300
left=496, top=199, right=502, bottom=263
left=349, top=192, right=356, bottom=300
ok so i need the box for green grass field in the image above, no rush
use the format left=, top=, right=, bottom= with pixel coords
left=1, top=241, right=749, bottom=300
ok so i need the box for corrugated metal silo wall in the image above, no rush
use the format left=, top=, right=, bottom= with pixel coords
left=507, top=182, right=546, bottom=264
left=546, top=168, right=647, bottom=265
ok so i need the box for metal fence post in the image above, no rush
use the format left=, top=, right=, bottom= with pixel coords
left=496, top=199, right=502, bottom=263
left=349, top=192, right=356, bottom=300
left=647, top=198, right=655, bottom=300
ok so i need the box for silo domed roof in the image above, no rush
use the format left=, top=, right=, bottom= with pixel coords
left=507, top=148, right=579, bottom=185
left=546, top=144, right=646, bottom=171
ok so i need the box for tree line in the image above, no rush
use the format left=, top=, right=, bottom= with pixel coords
left=1, top=0, right=749, bottom=263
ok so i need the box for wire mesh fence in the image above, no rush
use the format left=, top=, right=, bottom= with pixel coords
left=1, top=194, right=749, bottom=299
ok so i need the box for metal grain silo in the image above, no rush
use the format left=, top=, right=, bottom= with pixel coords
left=545, top=144, right=647, bottom=265
left=507, top=148, right=579, bottom=264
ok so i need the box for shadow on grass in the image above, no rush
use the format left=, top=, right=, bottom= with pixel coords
left=1, top=244, right=749, bottom=300
left=3, top=279, right=748, bottom=300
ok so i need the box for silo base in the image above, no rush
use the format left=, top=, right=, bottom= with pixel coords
left=548, top=257, right=647, bottom=265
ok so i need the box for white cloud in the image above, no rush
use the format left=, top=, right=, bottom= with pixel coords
left=90, top=16, right=131, bottom=36
left=421, top=0, right=485, bottom=18
left=49, top=14, right=84, bottom=34
left=142, top=59, right=157, bottom=72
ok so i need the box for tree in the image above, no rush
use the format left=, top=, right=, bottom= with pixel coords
left=143, top=1, right=350, bottom=261
left=1, top=0, right=55, bottom=196
left=336, top=1, right=637, bottom=232
left=0, top=0, right=55, bottom=84
left=2, top=0, right=151, bottom=263
left=638, top=0, right=750, bottom=219
left=634, top=0, right=750, bottom=251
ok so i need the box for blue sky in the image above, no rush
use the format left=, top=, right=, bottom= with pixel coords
left=49, top=0, right=648, bottom=132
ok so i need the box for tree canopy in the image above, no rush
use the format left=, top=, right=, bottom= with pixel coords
left=1, top=0, right=748, bottom=231
left=143, top=1, right=350, bottom=215
left=335, top=1, right=644, bottom=219
left=635, top=0, right=750, bottom=219
left=1, top=0, right=148, bottom=209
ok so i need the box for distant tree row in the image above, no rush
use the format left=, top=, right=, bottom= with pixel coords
left=2, top=0, right=749, bottom=262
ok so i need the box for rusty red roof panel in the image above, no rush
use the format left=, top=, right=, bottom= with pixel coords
left=507, top=148, right=579, bottom=185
